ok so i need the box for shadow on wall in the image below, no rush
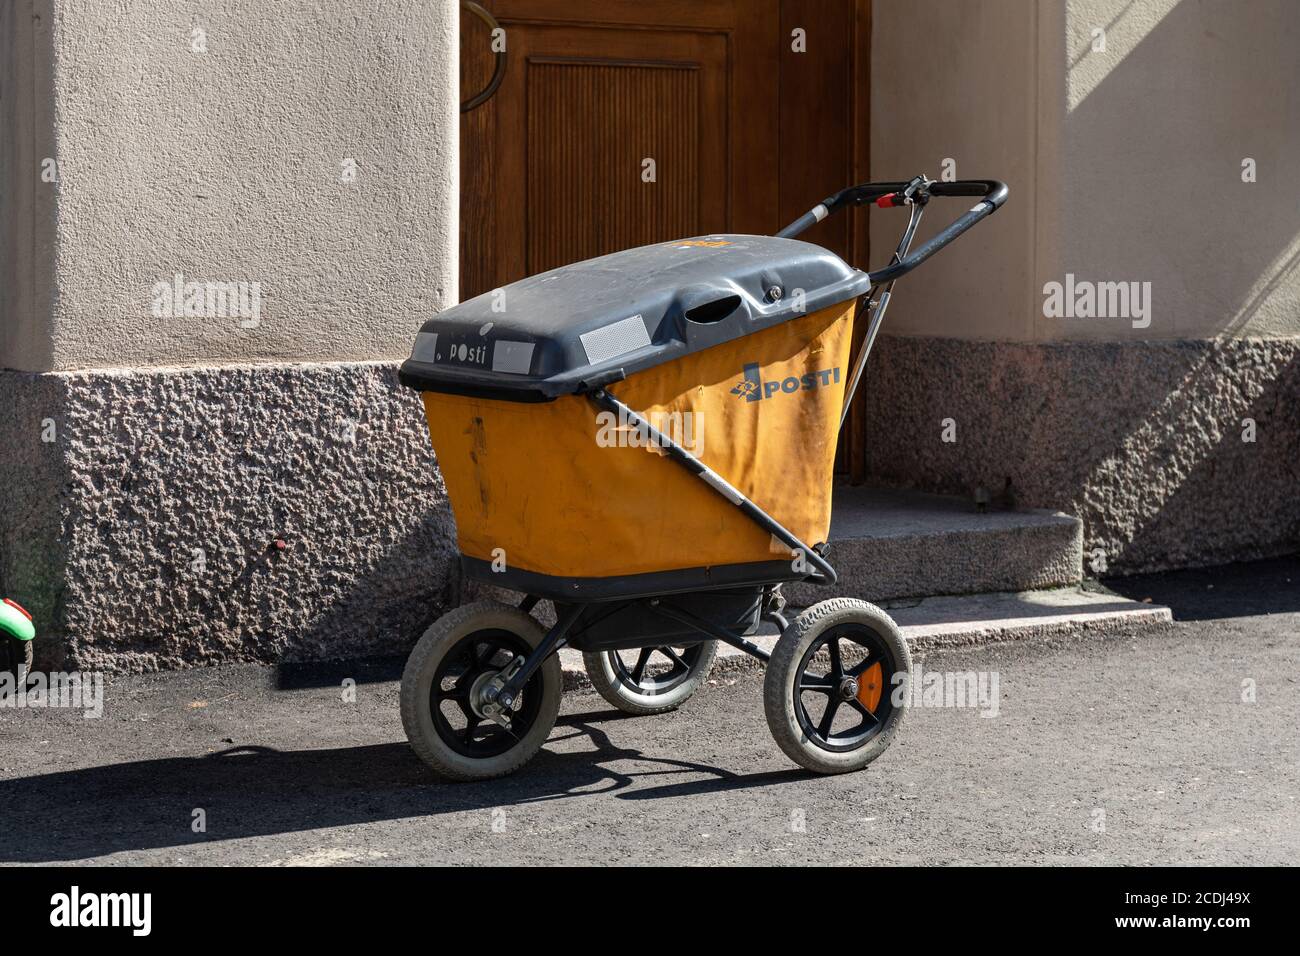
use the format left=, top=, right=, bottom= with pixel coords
left=1062, top=0, right=1300, bottom=565
left=1087, top=346, right=1300, bottom=570
left=1061, top=0, right=1300, bottom=342
left=863, top=338, right=1300, bottom=573
left=865, top=0, right=1300, bottom=573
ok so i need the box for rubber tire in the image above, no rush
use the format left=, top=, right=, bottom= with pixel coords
left=763, top=598, right=911, bottom=775
left=400, top=601, right=562, bottom=781
left=582, top=640, right=719, bottom=716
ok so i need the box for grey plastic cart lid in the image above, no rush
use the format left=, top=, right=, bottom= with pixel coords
left=398, top=234, right=872, bottom=401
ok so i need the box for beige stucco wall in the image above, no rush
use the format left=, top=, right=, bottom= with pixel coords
left=0, top=1, right=57, bottom=370
left=1060, top=0, right=1300, bottom=340
left=871, top=0, right=1300, bottom=342
left=1, top=0, right=458, bottom=373
left=870, top=0, right=1054, bottom=341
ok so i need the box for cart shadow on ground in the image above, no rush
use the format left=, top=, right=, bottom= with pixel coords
left=0, top=708, right=810, bottom=864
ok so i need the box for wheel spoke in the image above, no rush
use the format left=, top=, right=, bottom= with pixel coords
left=464, top=641, right=483, bottom=667
left=462, top=715, right=481, bottom=742
left=659, top=646, right=688, bottom=672
left=817, top=698, right=841, bottom=738
left=827, top=637, right=843, bottom=678
left=848, top=653, right=880, bottom=678
left=629, top=647, right=653, bottom=684
left=799, top=673, right=835, bottom=694
left=847, top=697, right=881, bottom=727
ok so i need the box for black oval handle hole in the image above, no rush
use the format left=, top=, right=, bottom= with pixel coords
left=684, top=294, right=741, bottom=324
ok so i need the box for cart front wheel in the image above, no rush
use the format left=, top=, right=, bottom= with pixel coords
left=401, top=601, right=562, bottom=781
left=763, top=598, right=911, bottom=774
left=582, top=640, right=718, bottom=715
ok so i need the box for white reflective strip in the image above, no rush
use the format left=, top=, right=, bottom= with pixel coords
left=410, top=331, right=439, bottom=362
left=812, top=203, right=829, bottom=222
left=699, top=469, right=745, bottom=505
left=491, top=339, right=535, bottom=374
left=580, top=314, right=652, bottom=364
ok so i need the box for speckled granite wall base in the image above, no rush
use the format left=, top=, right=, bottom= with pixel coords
left=862, top=336, right=1300, bottom=574
left=0, top=363, right=458, bottom=671
left=4, top=340, right=1296, bottom=670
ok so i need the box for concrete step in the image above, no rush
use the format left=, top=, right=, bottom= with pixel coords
left=558, top=586, right=1171, bottom=689
left=782, top=486, right=1082, bottom=606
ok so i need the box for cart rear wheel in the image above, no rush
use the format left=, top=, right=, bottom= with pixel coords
left=582, top=640, right=718, bottom=715
left=763, top=598, right=910, bottom=774
left=401, top=601, right=562, bottom=781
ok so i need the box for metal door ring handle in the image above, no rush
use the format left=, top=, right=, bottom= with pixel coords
left=461, top=1, right=506, bottom=113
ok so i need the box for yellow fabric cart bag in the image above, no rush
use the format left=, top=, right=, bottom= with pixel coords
left=399, top=234, right=873, bottom=600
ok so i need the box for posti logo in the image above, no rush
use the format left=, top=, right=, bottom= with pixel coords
left=731, top=362, right=841, bottom=402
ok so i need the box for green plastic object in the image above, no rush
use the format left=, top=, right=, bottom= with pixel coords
left=0, top=599, right=35, bottom=641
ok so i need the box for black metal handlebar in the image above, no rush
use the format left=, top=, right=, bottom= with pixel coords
left=775, top=176, right=1009, bottom=284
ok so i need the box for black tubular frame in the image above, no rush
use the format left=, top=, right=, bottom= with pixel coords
left=839, top=198, right=923, bottom=431
left=648, top=600, right=773, bottom=662
left=489, top=175, right=1008, bottom=692
left=776, top=176, right=1009, bottom=284
left=586, top=387, right=837, bottom=586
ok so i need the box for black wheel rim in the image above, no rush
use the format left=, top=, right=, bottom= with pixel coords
left=430, top=629, right=544, bottom=758
left=608, top=643, right=705, bottom=696
left=792, top=624, right=897, bottom=753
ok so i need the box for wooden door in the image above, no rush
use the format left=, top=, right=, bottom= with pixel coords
left=459, top=0, right=871, bottom=477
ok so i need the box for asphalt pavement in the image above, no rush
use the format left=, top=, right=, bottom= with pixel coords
left=1, top=557, right=1296, bottom=865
